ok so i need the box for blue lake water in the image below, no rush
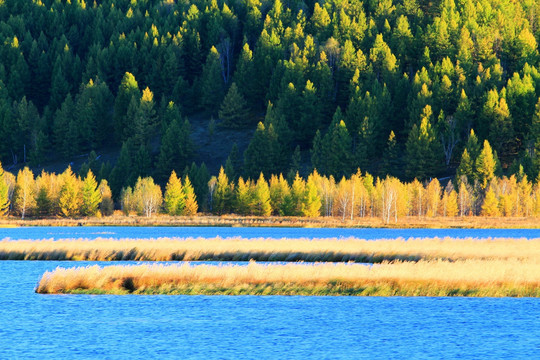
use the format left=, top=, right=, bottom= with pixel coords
left=1, top=227, right=539, bottom=358
left=1, top=226, right=540, bottom=240
left=0, top=261, right=538, bottom=359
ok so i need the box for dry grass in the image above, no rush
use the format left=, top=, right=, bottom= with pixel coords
left=2, top=237, right=539, bottom=262
left=35, top=260, right=540, bottom=297
left=0, top=214, right=539, bottom=228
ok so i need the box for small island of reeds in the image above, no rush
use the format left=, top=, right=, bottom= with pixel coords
left=3, top=237, right=540, bottom=262
left=36, top=260, right=540, bottom=297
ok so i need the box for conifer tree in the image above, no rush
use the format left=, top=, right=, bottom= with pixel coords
left=481, top=185, right=500, bottom=216
left=219, top=82, right=250, bottom=128
left=201, top=46, right=225, bottom=112
left=164, top=171, right=186, bottom=216
left=114, top=72, right=140, bottom=142
left=59, top=166, right=81, bottom=218
left=291, top=172, right=306, bottom=216
left=110, top=141, right=133, bottom=197
left=234, top=177, right=254, bottom=215
left=475, top=140, right=497, bottom=190
left=244, top=122, right=279, bottom=178
left=456, top=148, right=474, bottom=183
left=80, top=170, right=101, bottom=217
left=405, top=106, right=443, bottom=180
left=212, top=167, right=233, bottom=214
left=302, top=174, right=321, bottom=217
left=253, top=173, right=272, bottom=216
left=380, top=131, right=401, bottom=177
left=182, top=175, right=198, bottom=215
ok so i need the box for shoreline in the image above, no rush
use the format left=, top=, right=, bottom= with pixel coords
left=1, top=215, right=540, bottom=229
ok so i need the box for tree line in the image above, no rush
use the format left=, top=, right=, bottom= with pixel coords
left=0, top=0, right=539, bottom=190
left=2, top=151, right=540, bottom=222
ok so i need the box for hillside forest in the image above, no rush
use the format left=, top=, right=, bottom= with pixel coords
left=0, top=0, right=539, bottom=219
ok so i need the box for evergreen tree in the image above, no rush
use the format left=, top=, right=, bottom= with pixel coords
left=219, top=82, right=250, bottom=128
left=380, top=131, right=401, bottom=177
left=234, top=177, right=254, bottom=215
left=253, top=173, right=272, bottom=216
left=475, top=140, right=497, bottom=190
left=481, top=185, right=500, bottom=216
left=114, top=72, right=140, bottom=142
left=58, top=166, right=82, bottom=218
left=405, top=106, right=443, bottom=180
left=182, top=175, right=198, bottom=215
left=302, top=174, right=321, bottom=217
left=212, top=167, right=233, bottom=214
left=80, top=170, right=101, bottom=217
left=110, top=141, right=133, bottom=198
left=456, top=148, right=474, bottom=183
left=164, top=171, right=186, bottom=216
left=200, top=46, right=225, bottom=112
left=244, top=122, right=279, bottom=178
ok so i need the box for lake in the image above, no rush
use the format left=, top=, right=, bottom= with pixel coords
left=1, top=226, right=540, bottom=240
left=1, top=227, right=538, bottom=358
left=0, top=261, right=538, bottom=359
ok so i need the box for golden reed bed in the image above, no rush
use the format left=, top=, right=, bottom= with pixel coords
left=36, top=260, right=540, bottom=297
left=2, top=237, right=539, bottom=262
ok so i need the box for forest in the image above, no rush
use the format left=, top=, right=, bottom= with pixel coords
left=0, top=0, right=539, bottom=218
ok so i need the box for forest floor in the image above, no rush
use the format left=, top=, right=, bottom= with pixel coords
left=1, top=214, right=539, bottom=229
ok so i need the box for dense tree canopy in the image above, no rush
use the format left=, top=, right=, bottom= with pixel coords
left=0, top=0, right=538, bottom=195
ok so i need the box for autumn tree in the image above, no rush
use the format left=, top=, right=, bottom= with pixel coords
left=13, top=167, right=36, bottom=219
left=80, top=170, right=102, bottom=217
left=164, top=171, right=186, bottom=216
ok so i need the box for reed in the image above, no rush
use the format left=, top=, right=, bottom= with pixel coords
left=2, top=237, right=539, bottom=262
left=35, top=260, right=540, bottom=297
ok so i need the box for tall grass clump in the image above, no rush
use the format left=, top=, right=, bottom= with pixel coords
left=36, top=260, right=540, bottom=297
left=2, top=237, right=539, bottom=262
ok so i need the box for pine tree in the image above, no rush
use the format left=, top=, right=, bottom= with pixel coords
left=201, top=46, right=225, bottom=112
left=110, top=141, right=133, bottom=198
left=182, top=175, right=198, bottom=215
left=405, top=105, right=443, bottom=180
left=132, top=87, right=157, bottom=148
left=234, top=177, right=254, bottom=215
left=321, top=110, right=353, bottom=177
left=475, top=140, right=496, bottom=190
left=244, top=122, right=279, bottom=178
left=481, top=185, right=500, bottom=216
left=80, top=170, right=101, bottom=217
left=164, top=171, right=186, bottom=216
left=253, top=173, right=272, bottom=216
left=213, top=167, right=233, bottom=214
left=290, top=172, right=306, bottom=216
left=456, top=148, right=474, bottom=183
left=380, top=131, right=401, bottom=177
left=219, top=82, right=250, bottom=128
left=302, top=174, right=321, bottom=217
left=59, top=166, right=82, bottom=218
left=114, top=72, right=140, bottom=142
